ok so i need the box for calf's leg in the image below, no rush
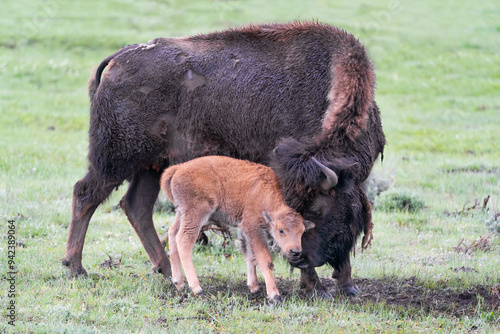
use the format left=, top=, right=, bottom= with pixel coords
left=239, top=231, right=260, bottom=293
left=168, top=213, right=184, bottom=290
left=246, top=261, right=260, bottom=294
left=243, top=225, right=281, bottom=302
left=63, top=170, right=117, bottom=277
left=121, top=169, right=171, bottom=277
left=176, top=204, right=214, bottom=295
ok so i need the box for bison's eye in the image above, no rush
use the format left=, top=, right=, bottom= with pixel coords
left=278, top=229, right=284, bottom=234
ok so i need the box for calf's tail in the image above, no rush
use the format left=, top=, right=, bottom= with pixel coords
left=160, top=166, right=178, bottom=204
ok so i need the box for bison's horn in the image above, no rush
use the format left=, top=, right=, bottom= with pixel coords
left=311, top=157, right=338, bottom=191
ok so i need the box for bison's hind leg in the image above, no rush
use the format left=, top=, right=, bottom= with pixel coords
left=63, top=169, right=118, bottom=277
left=121, top=168, right=172, bottom=277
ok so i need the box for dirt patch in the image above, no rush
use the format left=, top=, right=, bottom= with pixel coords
left=335, top=277, right=498, bottom=318
left=199, top=276, right=499, bottom=319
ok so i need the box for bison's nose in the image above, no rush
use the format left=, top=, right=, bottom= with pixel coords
left=288, top=249, right=302, bottom=259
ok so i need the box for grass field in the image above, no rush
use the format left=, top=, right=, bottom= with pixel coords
left=1, top=0, right=499, bottom=332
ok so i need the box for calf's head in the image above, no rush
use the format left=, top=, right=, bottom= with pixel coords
left=262, top=210, right=315, bottom=261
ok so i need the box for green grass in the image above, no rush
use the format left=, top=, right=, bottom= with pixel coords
left=1, top=0, right=500, bottom=332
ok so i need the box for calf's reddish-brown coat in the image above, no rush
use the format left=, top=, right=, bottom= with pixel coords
left=161, top=156, right=314, bottom=301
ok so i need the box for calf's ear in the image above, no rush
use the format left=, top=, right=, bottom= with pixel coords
left=262, top=211, right=273, bottom=225
left=303, top=220, right=315, bottom=231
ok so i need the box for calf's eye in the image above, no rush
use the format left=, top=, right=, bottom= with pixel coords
left=278, top=229, right=284, bottom=234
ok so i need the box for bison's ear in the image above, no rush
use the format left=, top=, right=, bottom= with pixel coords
left=303, top=220, right=315, bottom=231
left=262, top=211, right=273, bottom=225
left=335, top=161, right=360, bottom=192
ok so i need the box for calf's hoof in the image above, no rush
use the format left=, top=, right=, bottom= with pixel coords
left=271, top=295, right=283, bottom=303
left=172, top=278, right=185, bottom=291
left=192, top=287, right=204, bottom=296
left=248, top=285, right=261, bottom=295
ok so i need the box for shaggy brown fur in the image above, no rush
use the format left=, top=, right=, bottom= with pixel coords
left=63, top=21, right=385, bottom=298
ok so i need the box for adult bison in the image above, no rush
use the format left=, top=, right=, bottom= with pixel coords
left=63, top=21, right=385, bottom=298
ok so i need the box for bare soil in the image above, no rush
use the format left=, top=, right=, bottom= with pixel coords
left=197, top=275, right=500, bottom=319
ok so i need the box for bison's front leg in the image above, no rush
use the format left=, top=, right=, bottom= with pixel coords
left=332, top=257, right=360, bottom=296
left=330, top=189, right=371, bottom=296
left=121, top=169, right=172, bottom=277
left=299, top=266, right=333, bottom=300
left=331, top=188, right=371, bottom=296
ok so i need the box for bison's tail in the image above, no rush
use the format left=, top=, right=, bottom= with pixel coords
left=88, top=44, right=140, bottom=101
left=160, top=165, right=178, bottom=204
left=320, top=44, right=375, bottom=141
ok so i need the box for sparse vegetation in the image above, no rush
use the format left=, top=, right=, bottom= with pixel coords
left=364, top=155, right=397, bottom=204
left=486, top=216, right=500, bottom=234
left=452, top=235, right=493, bottom=256
left=485, top=198, right=500, bottom=234
left=1, top=0, right=499, bottom=332
left=375, top=188, right=425, bottom=212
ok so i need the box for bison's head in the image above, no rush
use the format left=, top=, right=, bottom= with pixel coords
left=270, top=137, right=365, bottom=270
left=262, top=209, right=315, bottom=262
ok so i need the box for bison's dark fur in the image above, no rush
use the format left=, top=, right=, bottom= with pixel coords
left=63, top=22, right=385, bottom=298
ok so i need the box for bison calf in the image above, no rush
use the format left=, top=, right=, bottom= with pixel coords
left=161, top=156, right=314, bottom=302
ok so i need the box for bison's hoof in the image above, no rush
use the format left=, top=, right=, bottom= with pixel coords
left=153, top=263, right=172, bottom=277
left=339, top=284, right=360, bottom=296
left=62, top=260, right=88, bottom=278
left=271, top=295, right=283, bottom=303
left=306, top=287, right=334, bottom=301
left=153, top=266, right=163, bottom=274
left=74, top=268, right=89, bottom=278
left=318, top=289, right=334, bottom=300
